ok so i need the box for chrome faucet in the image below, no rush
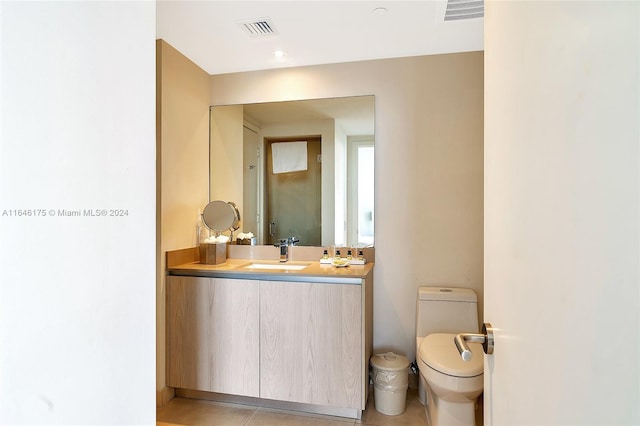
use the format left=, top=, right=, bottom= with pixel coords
left=288, top=236, right=300, bottom=246
left=275, top=236, right=300, bottom=262
left=277, top=239, right=289, bottom=262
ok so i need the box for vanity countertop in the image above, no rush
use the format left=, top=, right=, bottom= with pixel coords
left=168, top=259, right=373, bottom=284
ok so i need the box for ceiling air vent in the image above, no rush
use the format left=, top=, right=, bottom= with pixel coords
left=237, top=17, right=278, bottom=37
left=444, top=0, right=484, bottom=21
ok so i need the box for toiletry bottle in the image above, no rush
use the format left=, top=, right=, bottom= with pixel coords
left=335, top=249, right=341, bottom=259
left=358, top=250, right=364, bottom=261
left=347, top=250, right=353, bottom=261
left=322, top=249, right=329, bottom=260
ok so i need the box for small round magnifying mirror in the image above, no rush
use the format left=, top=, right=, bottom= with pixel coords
left=202, top=200, right=240, bottom=235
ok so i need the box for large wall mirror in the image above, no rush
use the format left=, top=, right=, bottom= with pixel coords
left=210, top=95, right=374, bottom=247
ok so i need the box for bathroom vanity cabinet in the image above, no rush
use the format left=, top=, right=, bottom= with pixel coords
left=165, top=260, right=373, bottom=418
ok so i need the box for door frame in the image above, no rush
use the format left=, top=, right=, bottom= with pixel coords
left=264, top=136, right=322, bottom=246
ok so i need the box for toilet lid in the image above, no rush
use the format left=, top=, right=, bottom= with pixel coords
left=419, top=333, right=484, bottom=377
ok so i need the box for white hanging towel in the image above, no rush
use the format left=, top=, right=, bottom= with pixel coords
left=271, top=141, right=308, bottom=174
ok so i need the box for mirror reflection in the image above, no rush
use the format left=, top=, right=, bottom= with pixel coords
left=210, top=96, right=374, bottom=247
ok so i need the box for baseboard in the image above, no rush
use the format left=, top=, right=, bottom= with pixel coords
left=156, top=386, right=175, bottom=408
left=175, top=388, right=362, bottom=420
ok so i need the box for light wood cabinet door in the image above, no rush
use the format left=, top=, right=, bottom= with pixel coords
left=260, top=280, right=362, bottom=409
left=166, top=276, right=259, bottom=397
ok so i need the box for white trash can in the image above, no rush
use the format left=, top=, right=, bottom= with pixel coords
left=370, top=352, right=410, bottom=416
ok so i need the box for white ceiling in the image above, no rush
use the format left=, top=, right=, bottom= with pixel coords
left=241, top=95, right=375, bottom=134
left=156, top=1, right=484, bottom=76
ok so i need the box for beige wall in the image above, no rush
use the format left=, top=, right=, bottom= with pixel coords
left=157, top=40, right=210, bottom=393
left=209, top=53, right=484, bottom=361
left=210, top=105, right=244, bottom=207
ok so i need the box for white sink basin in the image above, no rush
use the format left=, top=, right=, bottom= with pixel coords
left=243, top=262, right=310, bottom=271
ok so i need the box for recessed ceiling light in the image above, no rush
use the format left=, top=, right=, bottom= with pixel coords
left=273, top=50, right=286, bottom=59
left=372, top=7, right=388, bottom=16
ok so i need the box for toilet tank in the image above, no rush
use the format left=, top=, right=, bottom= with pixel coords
left=416, top=287, right=479, bottom=338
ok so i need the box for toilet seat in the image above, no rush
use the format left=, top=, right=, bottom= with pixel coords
left=419, top=333, right=483, bottom=377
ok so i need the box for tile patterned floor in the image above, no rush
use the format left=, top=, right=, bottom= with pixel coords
left=157, top=387, right=428, bottom=426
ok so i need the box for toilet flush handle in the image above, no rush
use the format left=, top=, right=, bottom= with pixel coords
left=454, top=323, right=494, bottom=361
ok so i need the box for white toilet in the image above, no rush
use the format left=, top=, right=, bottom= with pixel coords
left=416, top=287, right=484, bottom=426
